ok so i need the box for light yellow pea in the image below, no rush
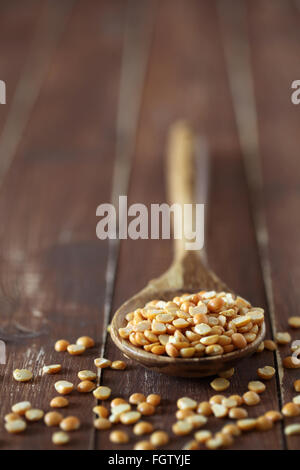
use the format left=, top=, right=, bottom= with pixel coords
left=52, top=431, right=70, bottom=445
left=275, top=332, right=291, bottom=345
left=93, top=386, right=111, bottom=400
left=109, top=430, right=129, bottom=444
left=248, top=381, right=266, bottom=394
left=134, top=440, right=155, bottom=450
left=94, top=358, right=112, bottom=369
left=111, top=360, right=127, bottom=370
left=76, top=336, right=95, bottom=348
left=186, top=414, right=207, bottom=429
left=288, top=316, right=300, bottom=328
left=77, top=380, right=96, bottom=393
left=54, top=380, right=74, bottom=395
left=120, top=411, right=141, bottom=425
left=133, top=421, right=154, bottom=436
left=67, top=344, right=85, bottom=355
left=257, top=366, right=275, bottom=380
left=43, top=364, right=62, bottom=375
left=25, top=409, right=44, bottom=421
left=5, top=420, right=26, bottom=434
left=13, top=369, right=33, bottom=382
left=194, top=430, right=212, bottom=443
left=243, top=391, right=261, bottom=406
left=12, top=401, right=31, bottom=415
left=50, top=396, right=69, bottom=408
left=172, top=420, right=193, bottom=436
left=78, top=370, right=97, bottom=381
left=210, top=378, right=230, bottom=392
left=177, top=397, right=197, bottom=410
left=211, top=404, right=228, bottom=418
left=237, top=418, right=257, bottom=431
left=150, top=431, right=169, bottom=447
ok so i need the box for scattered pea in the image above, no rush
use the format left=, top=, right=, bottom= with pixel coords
left=248, top=381, right=266, bottom=394
left=134, top=440, right=155, bottom=450
left=42, top=364, right=61, bottom=375
left=228, top=407, right=248, bottom=420
left=172, top=420, right=193, bottom=436
left=77, top=380, right=96, bottom=393
left=93, top=406, right=109, bottom=418
left=288, top=316, right=300, bottom=329
left=60, top=416, right=80, bottom=431
left=111, top=360, right=126, bottom=370
left=275, top=332, right=291, bottom=345
left=93, top=386, right=111, bottom=400
left=150, top=431, right=169, bottom=447
left=256, top=416, right=274, bottom=431
left=13, top=369, right=33, bottom=382
left=285, top=424, right=300, bottom=436
left=137, top=402, right=155, bottom=416
left=146, top=394, right=161, bottom=406
left=54, top=380, right=74, bottom=395
left=129, top=393, right=146, bottom=405
left=25, top=409, right=44, bottom=421
left=237, top=418, right=257, bottom=432
left=78, top=370, right=97, bottom=381
left=54, top=339, right=70, bottom=352
left=94, top=358, right=112, bottom=369
left=210, top=378, right=230, bottom=392
left=218, top=368, right=235, bottom=379
left=50, top=396, right=69, bottom=408
left=44, top=411, right=63, bottom=427
left=264, top=340, right=277, bottom=351
left=94, top=418, right=112, bottom=430
left=67, top=344, right=85, bottom=355
left=5, top=419, right=27, bottom=434
left=177, top=397, right=197, bottom=410
left=282, top=402, right=300, bottom=417
left=257, top=366, right=275, bottom=380
left=133, top=421, right=154, bottom=436
left=120, top=411, right=141, bottom=425
left=52, top=431, right=70, bottom=445
left=76, top=336, right=95, bottom=348
left=194, top=430, right=212, bottom=443
left=243, top=391, right=261, bottom=406
left=109, top=430, right=129, bottom=444
left=12, top=401, right=31, bottom=415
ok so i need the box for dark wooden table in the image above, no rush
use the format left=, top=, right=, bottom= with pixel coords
left=0, top=0, right=300, bottom=450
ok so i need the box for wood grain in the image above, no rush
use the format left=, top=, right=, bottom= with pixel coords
left=0, top=0, right=298, bottom=450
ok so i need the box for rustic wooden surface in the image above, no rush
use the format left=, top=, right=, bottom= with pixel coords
left=0, top=0, right=299, bottom=450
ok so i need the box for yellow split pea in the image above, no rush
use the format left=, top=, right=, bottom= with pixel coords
left=93, top=386, right=111, bottom=400
left=210, top=378, right=230, bottom=392
left=13, top=369, right=33, bottom=382
left=119, top=291, right=264, bottom=358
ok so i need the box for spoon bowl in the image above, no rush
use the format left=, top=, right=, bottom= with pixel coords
left=110, top=254, right=266, bottom=377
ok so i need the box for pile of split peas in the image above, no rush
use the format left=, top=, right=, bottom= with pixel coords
left=4, top=295, right=300, bottom=450
left=118, top=291, right=265, bottom=358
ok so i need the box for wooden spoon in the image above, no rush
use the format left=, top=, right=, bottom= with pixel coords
left=110, top=122, right=265, bottom=377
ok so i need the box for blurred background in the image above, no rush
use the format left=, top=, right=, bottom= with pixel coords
left=0, top=0, right=300, bottom=450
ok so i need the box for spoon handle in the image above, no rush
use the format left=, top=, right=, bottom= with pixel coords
left=166, top=121, right=210, bottom=263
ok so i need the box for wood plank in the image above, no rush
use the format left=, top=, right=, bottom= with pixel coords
left=0, top=0, right=46, bottom=132
left=98, top=0, right=281, bottom=450
left=247, top=0, right=300, bottom=449
left=0, top=0, right=125, bottom=449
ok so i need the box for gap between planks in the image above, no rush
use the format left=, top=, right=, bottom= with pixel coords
left=88, top=0, right=157, bottom=450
